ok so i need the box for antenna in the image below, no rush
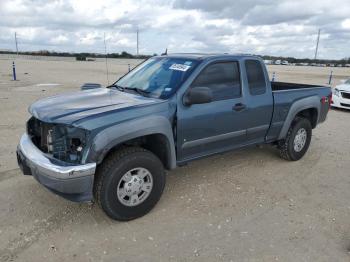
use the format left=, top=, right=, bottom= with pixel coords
left=15, top=32, right=18, bottom=55
left=136, top=27, right=139, bottom=56
left=314, top=29, right=321, bottom=60
left=103, top=33, right=110, bottom=85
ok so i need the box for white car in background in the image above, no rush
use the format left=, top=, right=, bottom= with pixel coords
left=332, top=79, right=350, bottom=110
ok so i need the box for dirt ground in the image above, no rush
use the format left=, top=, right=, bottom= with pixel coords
left=0, top=57, right=350, bottom=262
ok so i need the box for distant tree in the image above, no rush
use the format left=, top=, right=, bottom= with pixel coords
left=121, top=51, right=133, bottom=58
left=76, top=54, right=86, bottom=61
left=0, top=49, right=345, bottom=64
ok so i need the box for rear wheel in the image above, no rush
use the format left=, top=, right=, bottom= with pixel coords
left=94, top=147, right=165, bottom=221
left=278, top=117, right=312, bottom=161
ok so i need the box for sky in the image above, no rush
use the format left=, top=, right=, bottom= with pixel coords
left=0, top=0, right=350, bottom=59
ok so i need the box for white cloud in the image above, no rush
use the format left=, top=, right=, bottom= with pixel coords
left=0, top=0, right=349, bottom=59
left=342, top=19, right=350, bottom=29
left=50, top=35, right=69, bottom=45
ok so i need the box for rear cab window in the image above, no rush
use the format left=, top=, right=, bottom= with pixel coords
left=245, top=60, right=267, bottom=95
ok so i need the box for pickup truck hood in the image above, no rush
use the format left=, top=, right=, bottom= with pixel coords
left=335, top=84, right=350, bottom=92
left=29, top=88, right=163, bottom=125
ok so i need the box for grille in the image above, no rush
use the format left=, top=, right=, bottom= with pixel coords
left=340, top=103, right=350, bottom=108
left=341, top=92, right=350, bottom=99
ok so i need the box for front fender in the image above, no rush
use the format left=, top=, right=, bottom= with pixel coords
left=87, top=115, right=177, bottom=169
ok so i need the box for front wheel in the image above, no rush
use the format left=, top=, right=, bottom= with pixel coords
left=278, top=117, right=312, bottom=161
left=94, top=147, right=166, bottom=221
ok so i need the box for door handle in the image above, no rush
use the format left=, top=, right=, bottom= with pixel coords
left=233, top=103, right=246, bottom=111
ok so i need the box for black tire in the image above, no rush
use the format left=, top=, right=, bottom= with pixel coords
left=94, top=147, right=165, bottom=221
left=278, top=117, right=312, bottom=161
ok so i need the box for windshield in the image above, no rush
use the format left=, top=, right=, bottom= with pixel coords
left=115, top=57, right=199, bottom=99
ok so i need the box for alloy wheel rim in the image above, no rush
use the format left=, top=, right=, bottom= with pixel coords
left=117, top=167, right=153, bottom=207
left=293, top=128, right=307, bottom=152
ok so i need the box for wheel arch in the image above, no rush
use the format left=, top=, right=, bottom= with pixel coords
left=295, top=108, right=318, bottom=128
left=278, top=96, right=320, bottom=140
left=87, top=116, right=176, bottom=170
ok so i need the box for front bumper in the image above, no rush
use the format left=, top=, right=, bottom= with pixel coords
left=16, top=133, right=96, bottom=202
left=331, top=94, right=350, bottom=110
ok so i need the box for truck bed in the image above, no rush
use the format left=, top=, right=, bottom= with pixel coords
left=271, top=81, right=323, bottom=91
left=266, top=83, right=331, bottom=142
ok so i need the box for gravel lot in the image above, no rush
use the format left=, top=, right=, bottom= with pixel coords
left=0, top=57, right=350, bottom=262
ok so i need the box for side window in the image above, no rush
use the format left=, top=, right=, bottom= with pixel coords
left=245, top=60, right=266, bottom=95
left=191, top=62, right=241, bottom=101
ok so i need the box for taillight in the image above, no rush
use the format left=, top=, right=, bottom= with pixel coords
left=321, top=95, right=332, bottom=109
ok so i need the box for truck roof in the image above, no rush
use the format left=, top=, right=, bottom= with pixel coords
left=160, top=53, right=260, bottom=60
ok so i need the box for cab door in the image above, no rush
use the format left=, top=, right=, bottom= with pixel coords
left=176, top=60, right=248, bottom=162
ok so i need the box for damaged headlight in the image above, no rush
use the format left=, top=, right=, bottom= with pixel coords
left=48, top=125, right=89, bottom=164
left=26, top=117, right=89, bottom=164
left=333, top=88, right=340, bottom=97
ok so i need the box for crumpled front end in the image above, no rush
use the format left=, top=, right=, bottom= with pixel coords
left=26, top=117, right=90, bottom=164
left=17, top=117, right=96, bottom=202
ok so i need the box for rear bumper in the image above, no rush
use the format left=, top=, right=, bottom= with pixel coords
left=16, top=133, right=96, bottom=202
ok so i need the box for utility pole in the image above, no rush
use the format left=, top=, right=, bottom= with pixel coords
left=15, top=32, right=18, bottom=55
left=136, top=28, right=139, bottom=56
left=103, top=33, right=110, bottom=85
left=13, top=32, right=18, bottom=81
left=314, top=29, right=320, bottom=60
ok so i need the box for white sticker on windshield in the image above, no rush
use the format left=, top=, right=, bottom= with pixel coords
left=169, top=64, right=191, bottom=72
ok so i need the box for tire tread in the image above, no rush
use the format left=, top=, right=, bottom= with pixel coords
left=94, top=146, right=148, bottom=214
left=278, top=117, right=311, bottom=161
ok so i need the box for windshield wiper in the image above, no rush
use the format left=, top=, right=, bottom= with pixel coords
left=106, top=84, right=125, bottom=92
left=124, top=87, right=151, bottom=97
left=107, top=84, right=150, bottom=97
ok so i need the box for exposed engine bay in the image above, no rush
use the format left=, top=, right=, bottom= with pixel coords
left=26, top=117, right=87, bottom=164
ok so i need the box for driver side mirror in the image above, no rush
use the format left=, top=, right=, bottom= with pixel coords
left=183, top=86, right=213, bottom=106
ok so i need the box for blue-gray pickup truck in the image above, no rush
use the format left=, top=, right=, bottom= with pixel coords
left=17, top=54, right=332, bottom=220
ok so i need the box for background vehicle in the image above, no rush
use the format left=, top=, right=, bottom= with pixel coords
left=17, top=54, right=332, bottom=220
left=331, top=78, right=350, bottom=109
